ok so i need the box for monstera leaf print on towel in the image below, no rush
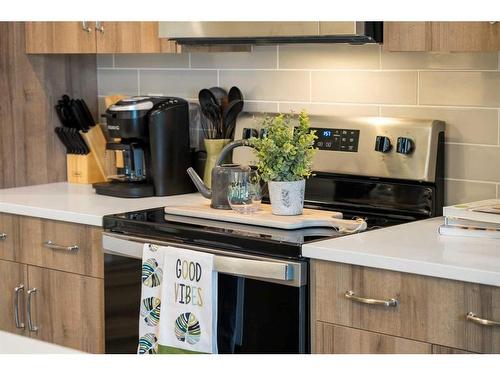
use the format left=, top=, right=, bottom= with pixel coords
left=140, top=297, right=161, bottom=327
left=142, top=258, right=163, bottom=287
left=138, top=333, right=158, bottom=354
left=174, top=312, right=201, bottom=345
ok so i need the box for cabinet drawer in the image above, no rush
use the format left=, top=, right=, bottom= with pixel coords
left=0, top=213, right=19, bottom=262
left=313, top=260, right=500, bottom=353
left=316, top=322, right=431, bottom=354
left=19, top=217, right=103, bottom=278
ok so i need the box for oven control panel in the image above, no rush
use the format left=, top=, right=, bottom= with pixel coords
left=312, top=128, right=360, bottom=152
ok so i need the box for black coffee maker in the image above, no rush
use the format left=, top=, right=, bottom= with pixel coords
left=93, top=96, right=194, bottom=198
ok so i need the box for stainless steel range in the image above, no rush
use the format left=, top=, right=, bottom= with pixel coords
left=102, top=114, right=445, bottom=354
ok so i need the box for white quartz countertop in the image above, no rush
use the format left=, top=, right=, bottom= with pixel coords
left=303, top=217, right=500, bottom=287
left=0, top=330, right=82, bottom=354
left=0, top=182, right=207, bottom=226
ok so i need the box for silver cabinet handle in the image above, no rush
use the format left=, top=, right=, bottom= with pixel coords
left=489, top=21, right=498, bottom=25
left=345, top=290, right=398, bottom=307
left=27, top=288, right=38, bottom=332
left=81, top=21, right=92, bottom=33
left=466, top=312, right=500, bottom=327
left=14, top=284, right=25, bottom=329
left=43, top=240, right=79, bottom=252
left=0, top=233, right=6, bottom=240
left=95, top=21, right=104, bottom=33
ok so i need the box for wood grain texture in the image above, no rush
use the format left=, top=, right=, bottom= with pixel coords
left=0, top=260, right=27, bottom=335
left=28, top=265, right=104, bottom=353
left=0, top=214, right=19, bottom=262
left=313, top=260, right=500, bottom=353
left=316, top=322, right=431, bottom=354
left=430, top=22, right=500, bottom=52
left=0, top=22, right=98, bottom=189
left=25, top=22, right=97, bottom=54
left=19, top=217, right=103, bottom=278
left=96, top=22, right=162, bottom=53
left=383, top=22, right=432, bottom=52
left=432, top=345, right=474, bottom=354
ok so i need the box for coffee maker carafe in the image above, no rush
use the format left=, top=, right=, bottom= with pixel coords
left=93, top=96, right=194, bottom=198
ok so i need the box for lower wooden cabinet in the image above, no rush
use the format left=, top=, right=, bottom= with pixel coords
left=0, top=213, right=104, bottom=353
left=316, top=322, right=431, bottom=354
left=28, top=266, right=104, bottom=353
left=0, top=259, right=27, bottom=336
left=312, top=260, right=499, bottom=354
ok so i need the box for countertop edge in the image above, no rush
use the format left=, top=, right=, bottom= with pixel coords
left=0, top=203, right=102, bottom=227
left=302, top=246, right=500, bottom=287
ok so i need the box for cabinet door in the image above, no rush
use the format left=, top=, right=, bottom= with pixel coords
left=383, top=22, right=431, bottom=51
left=315, top=322, right=431, bottom=354
left=25, top=22, right=97, bottom=53
left=430, top=22, right=500, bottom=52
left=96, top=22, right=162, bottom=53
left=19, top=217, right=103, bottom=278
left=0, top=260, right=27, bottom=335
left=27, top=266, right=104, bottom=353
left=0, top=213, right=19, bottom=262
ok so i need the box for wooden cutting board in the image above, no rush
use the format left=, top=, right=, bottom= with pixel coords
left=164, top=203, right=343, bottom=229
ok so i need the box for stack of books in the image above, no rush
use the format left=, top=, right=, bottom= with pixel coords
left=440, top=199, right=500, bottom=239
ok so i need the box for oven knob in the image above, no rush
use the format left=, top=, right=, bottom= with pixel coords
left=242, top=128, right=259, bottom=139
left=374, top=136, right=392, bottom=153
left=396, top=137, right=414, bottom=155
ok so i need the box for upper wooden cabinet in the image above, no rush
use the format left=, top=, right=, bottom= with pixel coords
left=25, top=22, right=97, bottom=54
left=384, top=21, right=500, bottom=52
left=25, top=21, right=169, bottom=54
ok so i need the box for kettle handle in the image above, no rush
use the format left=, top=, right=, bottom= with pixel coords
left=215, top=139, right=252, bottom=167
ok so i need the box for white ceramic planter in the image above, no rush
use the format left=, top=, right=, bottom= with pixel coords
left=268, top=180, right=305, bottom=216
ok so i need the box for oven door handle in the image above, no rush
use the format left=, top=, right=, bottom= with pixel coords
left=102, top=233, right=306, bottom=286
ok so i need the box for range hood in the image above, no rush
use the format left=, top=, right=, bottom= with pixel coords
left=159, top=22, right=383, bottom=45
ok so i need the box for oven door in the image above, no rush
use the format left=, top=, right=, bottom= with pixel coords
left=102, top=233, right=308, bottom=354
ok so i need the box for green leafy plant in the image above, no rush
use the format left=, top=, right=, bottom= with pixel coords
left=249, top=111, right=317, bottom=182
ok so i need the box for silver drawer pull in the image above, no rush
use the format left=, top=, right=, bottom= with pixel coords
left=0, top=233, right=6, bottom=240
left=14, top=284, right=25, bottom=329
left=95, top=21, right=104, bottom=33
left=44, top=240, right=79, bottom=252
left=27, top=288, right=38, bottom=332
left=81, top=21, right=92, bottom=33
left=466, top=312, right=500, bottom=327
left=345, top=290, right=398, bottom=307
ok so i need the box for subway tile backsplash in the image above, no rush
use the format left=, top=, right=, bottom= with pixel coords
left=97, top=44, right=500, bottom=205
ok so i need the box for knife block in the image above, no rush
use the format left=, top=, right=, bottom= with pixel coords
left=67, top=153, right=107, bottom=184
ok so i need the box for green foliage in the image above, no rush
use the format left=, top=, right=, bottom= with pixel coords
left=249, top=111, right=317, bottom=182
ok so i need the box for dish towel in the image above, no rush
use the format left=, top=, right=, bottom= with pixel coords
left=138, top=243, right=218, bottom=354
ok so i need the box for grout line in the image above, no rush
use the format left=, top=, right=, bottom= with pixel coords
left=446, top=142, right=500, bottom=148
left=416, top=71, right=420, bottom=105
left=217, top=70, right=220, bottom=86
left=276, top=45, right=280, bottom=70
left=137, top=70, right=140, bottom=95
left=498, top=109, right=500, bottom=145
left=112, top=54, right=115, bottom=68
left=378, top=45, right=382, bottom=70
left=277, top=102, right=280, bottom=112
left=96, top=66, right=500, bottom=73
left=445, top=177, right=499, bottom=185
left=188, top=53, right=191, bottom=69
left=309, top=71, right=312, bottom=103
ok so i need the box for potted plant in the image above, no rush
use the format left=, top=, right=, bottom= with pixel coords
left=250, top=111, right=317, bottom=215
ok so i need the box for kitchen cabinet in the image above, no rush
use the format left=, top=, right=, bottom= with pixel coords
left=0, top=213, right=19, bottom=262
left=316, top=322, right=431, bottom=354
left=0, top=260, right=27, bottom=336
left=27, top=266, right=104, bottom=353
left=25, top=22, right=97, bottom=54
left=25, top=21, right=167, bottom=54
left=0, top=213, right=104, bottom=353
left=384, top=22, right=500, bottom=52
left=312, top=260, right=500, bottom=354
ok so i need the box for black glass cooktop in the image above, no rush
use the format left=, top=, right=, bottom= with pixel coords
left=103, top=207, right=410, bottom=260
